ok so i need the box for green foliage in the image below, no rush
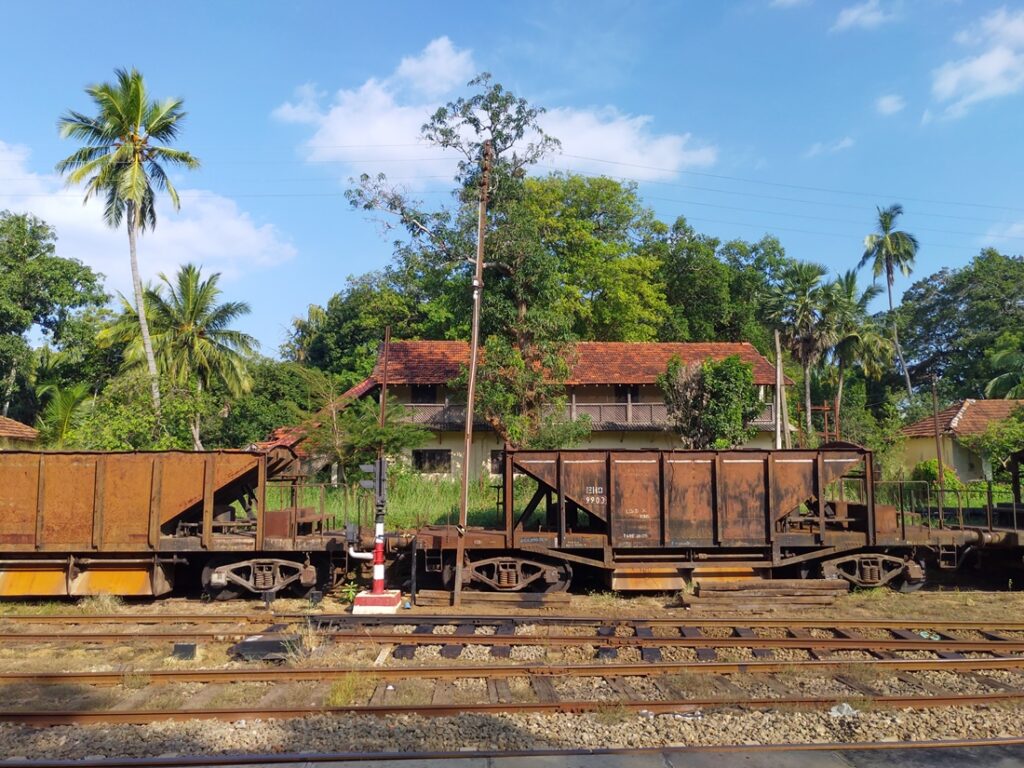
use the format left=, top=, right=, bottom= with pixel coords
left=962, top=407, right=1024, bottom=477
left=859, top=203, right=919, bottom=398
left=911, top=459, right=966, bottom=491
left=464, top=335, right=590, bottom=450
left=985, top=332, right=1024, bottom=399
left=98, top=264, right=258, bottom=448
left=296, top=367, right=430, bottom=481
left=900, top=249, right=1024, bottom=399
left=36, top=382, right=92, bottom=448
left=661, top=220, right=789, bottom=351
left=522, top=174, right=667, bottom=341
left=0, top=212, right=105, bottom=340
left=55, top=67, right=200, bottom=231
left=204, top=359, right=313, bottom=448
left=838, top=383, right=906, bottom=479
left=66, top=371, right=198, bottom=450
left=0, top=211, right=105, bottom=420
left=657, top=355, right=761, bottom=449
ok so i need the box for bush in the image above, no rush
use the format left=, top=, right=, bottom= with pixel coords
left=910, top=459, right=965, bottom=491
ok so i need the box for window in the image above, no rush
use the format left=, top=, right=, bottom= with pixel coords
left=412, top=449, right=451, bottom=473
left=614, top=384, right=639, bottom=404
left=490, top=450, right=504, bottom=475
left=411, top=384, right=438, bottom=404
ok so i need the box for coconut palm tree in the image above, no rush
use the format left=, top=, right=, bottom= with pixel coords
left=985, top=337, right=1024, bottom=399
left=822, top=271, right=890, bottom=435
left=766, top=261, right=835, bottom=441
left=36, top=382, right=91, bottom=448
left=101, top=264, right=258, bottom=449
left=56, top=68, right=200, bottom=419
left=859, top=204, right=918, bottom=400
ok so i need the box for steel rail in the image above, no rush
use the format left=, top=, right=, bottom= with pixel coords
left=0, top=630, right=1021, bottom=653
left=10, top=737, right=1024, bottom=768
left=0, top=614, right=266, bottom=625
left=0, top=631, right=250, bottom=643
left=9, top=612, right=1024, bottom=633
left=2, top=655, right=1024, bottom=686
left=301, top=613, right=1024, bottom=631
left=5, top=690, right=1024, bottom=726
left=316, top=630, right=1024, bottom=652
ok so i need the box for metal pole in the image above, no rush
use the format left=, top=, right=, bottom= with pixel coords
left=932, top=376, right=946, bottom=529
left=371, top=328, right=391, bottom=595
left=453, top=140, right=493, bottom=606
left=774, top=329, right=782, bottom=450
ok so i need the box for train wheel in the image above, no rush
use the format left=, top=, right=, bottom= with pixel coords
left=202, top=561, right=242, bottom=601
left=462, top=556, right=572, bottom=593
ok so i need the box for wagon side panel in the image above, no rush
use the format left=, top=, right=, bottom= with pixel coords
left=0, top=453, right=40, bottom=550
left=609, top=452, right=662, bottom=548
left=663, top=452, right=715, bottom=545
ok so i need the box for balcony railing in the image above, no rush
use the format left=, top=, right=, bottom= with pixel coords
left=401, top=401, right=777, bottom=431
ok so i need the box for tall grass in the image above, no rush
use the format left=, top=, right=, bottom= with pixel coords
left=265, top=470, right=533, bottom=531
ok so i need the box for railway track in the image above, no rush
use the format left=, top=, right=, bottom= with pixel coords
left=4, top=647, right=1024, bottom=725
left=9, top=738, right=1024, bottom=768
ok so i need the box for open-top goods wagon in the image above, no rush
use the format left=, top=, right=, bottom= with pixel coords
left=0, top=450, right=347, bottom=598
left=0, top=444, right=1019, bottom=599
left=410, top=444, right=1020, bottom=592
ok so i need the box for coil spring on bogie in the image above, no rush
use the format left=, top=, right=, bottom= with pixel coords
left=254, top=564, right=275, bottom=591
left=862, top=562, right=882, bottom=584
left=497, top=562, right=518, bottom=588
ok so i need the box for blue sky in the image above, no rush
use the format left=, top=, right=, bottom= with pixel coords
left=2, top=1, right=1023, bottom=352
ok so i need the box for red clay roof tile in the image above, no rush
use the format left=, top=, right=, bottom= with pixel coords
left=371, top=340, right=784, bottom=386
left=901, top=399, right=1024, bottom=438
left=0, top=416, right=38, bottom=442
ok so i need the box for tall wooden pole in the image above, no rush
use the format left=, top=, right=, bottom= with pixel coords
left=774, top=329, right=783, bottom=450
left=453, top=140, right=493, bottom=606
left=932, top=376, right=946, bottom=525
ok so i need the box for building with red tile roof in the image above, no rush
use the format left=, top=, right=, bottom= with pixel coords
left=900, top=399, right=1024, bottom=482
left=371, top=340, right=784, bottom=386
left=258, top=339, right=787, bottom=479
left=0, top=416, right=39, bottom=448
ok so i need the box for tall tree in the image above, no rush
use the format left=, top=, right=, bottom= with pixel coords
left=347, top=74, right=588, bottom=447
left=0, top=212, right=105, bottom=417
left=56, top=67, right=200, bottom=418
left=899, top=249, right=1024, bottom=398
left=766, top=262, right=834, bottom=439
left=100, top=264, right=258, bottom=449
left=859, top=204, right=918, bottom=399
left=657, top=355, right=761, bottom=449
left=822, top=271, right=889, bottom=434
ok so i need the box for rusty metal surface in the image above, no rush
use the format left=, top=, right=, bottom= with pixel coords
left=610, top=452, right=662, bottom=547
left=0, top=451, right=261, bottom=555
left=663, top=453, right=715, bottom=544
left=4, top=690, right=1024, bottom=726
left=508, top=447, right=873, bottom=555
left=1, top=654, right=1020, bottom=687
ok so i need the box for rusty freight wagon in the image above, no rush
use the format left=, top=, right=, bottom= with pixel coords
left=411, top=445, right=1013, bottom=593
left=0, top=450, right=347, bottom=598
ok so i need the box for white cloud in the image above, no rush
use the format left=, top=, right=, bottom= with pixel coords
left=274, top=37, right=717, bottom=186
left=0, top=139, right=296, bottom=297
left=770, top=0, right=811, bottom=7
left=931, top=8, right=1024, bottom=119
left=875, top=93, right=906, bottom=114
left=394, top=36, right=475, bottom=98
left=804, top=136, right=855, bottom=158
left=831, top=0, right=896, bottom=32
left=541, top=108, right=716, bottom=180
left=984, top=218, right=1024, bottom=247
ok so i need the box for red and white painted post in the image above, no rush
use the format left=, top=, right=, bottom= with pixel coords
left=352, top=332, right=403, bottom=614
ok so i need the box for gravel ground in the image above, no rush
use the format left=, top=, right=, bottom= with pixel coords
left=3, top=705, right=1024, bottom=758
